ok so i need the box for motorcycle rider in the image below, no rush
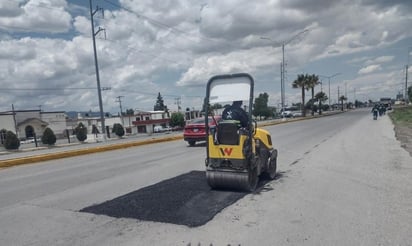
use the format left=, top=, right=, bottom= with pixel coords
left=371, top=105, right=379, bottom=120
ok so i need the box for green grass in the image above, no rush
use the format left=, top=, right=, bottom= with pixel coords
left=389, top=106, right=412, bottom=126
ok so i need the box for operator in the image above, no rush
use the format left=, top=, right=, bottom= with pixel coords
left=222, top=100, right=249, bottom=128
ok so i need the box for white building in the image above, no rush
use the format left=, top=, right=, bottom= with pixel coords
left=132, top=110, right=170, bottom=134
left=0, top=110, right=67, bottom=139
left=0, top=112, right=15, bottom=133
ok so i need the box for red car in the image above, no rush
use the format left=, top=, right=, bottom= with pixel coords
left=183, top=116, right=221, bottom=146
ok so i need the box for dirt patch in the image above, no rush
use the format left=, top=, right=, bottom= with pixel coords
left=393, top=124, right=412, bottom=157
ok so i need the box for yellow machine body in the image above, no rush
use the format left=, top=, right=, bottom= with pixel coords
left=204, top=73, right=277, bottom=191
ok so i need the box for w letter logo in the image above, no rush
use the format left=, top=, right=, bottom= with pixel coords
left=220, top=147, right=233, bottom=156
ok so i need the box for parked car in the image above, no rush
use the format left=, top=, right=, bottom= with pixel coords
left=154, top=126, right=171, bottom=133
left=183, top=116, right=221, bottom=146
left=280, top=110, right=293, bottom=118
left=292, top=111, right=302, bottom=117
left=20, top=137, right=34, bottom=144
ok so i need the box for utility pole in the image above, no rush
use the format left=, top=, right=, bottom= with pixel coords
left=116, top=96, right=124, bottom=125
left=319, top=73, right=341, bottom=110
left=260, top=29, right=309, bottom=115
left=11, top=104, right=17, bottom=136
left=338, top=86, right=340, bottom=102
left=281, top=44, right=285, bottom=113
left=406, top=65, right=409, bottom=103
left=406, top=47, right=411, bottom=104
left=89, top=0, right=106, bottom=140
left=345, top=82, right=347, bottom=99
left=354, top=88, right=356, bottom=106
left=175, top=97, right=181, bottom=112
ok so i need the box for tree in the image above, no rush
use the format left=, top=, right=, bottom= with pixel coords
left=4, top=131, right=20, bottom=150
left=339, top=95, right=347, bottom=111
left=125, top=108, right=134, bottom=116
left=41, top=127, right=56, bottom=145
left=408, top=86, right=412, bottom=102
left=305, top=98, right=317, bottom=113
left=0, top=129, right=7, bottom=145
left=306, top=74, right=320, bottom=115
left=75, top=122, right=87, bottom=142
left=292, top=74, right=308, bottom=117
left=112, top=123, right=125, bottom=138
left=307, top=74, right=320, bottom=98
left=170, top=112, right=185, bottom=127
left=211, top=103, right=223, bottom=110
left=91, top=124, right=99, bottom=136
left=253, top=93, right=272, bottom=119
left=154, top=92, right=168, bottom=112
left=315, top=91, right=328, bottom=115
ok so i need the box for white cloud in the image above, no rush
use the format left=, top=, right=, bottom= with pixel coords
left=1, top=0, right=412, bottom=112
left=0, top=0, right=72, bottom=33
left=365, top=56, right=394, bottom=65
left=0, top=0, right=24, bottom=17
left=358, top=64, right=382, bottom=74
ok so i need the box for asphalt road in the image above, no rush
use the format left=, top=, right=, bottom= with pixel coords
left=0, top=109, right=411, bottom=246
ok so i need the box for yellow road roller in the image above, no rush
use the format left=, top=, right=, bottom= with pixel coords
left=205, top=73, right=278, bottom=191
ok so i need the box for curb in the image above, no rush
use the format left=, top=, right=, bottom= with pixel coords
left=0, top=135, right=183, bottom=169
left=0, top=111, right=344, bottom=169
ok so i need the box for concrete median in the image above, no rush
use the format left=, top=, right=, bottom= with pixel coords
left=0, top=135, right=183, bottom=169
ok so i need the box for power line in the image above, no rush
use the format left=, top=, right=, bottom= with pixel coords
left=0, top=87, right=99, bottom=91
left=102, top=0, right=237, bottom=50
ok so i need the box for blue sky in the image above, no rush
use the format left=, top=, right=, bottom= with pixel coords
left=0, top=0, right=411, bottom=114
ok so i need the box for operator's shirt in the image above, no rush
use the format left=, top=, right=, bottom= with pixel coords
left=222, top=106, right=249, bottom=128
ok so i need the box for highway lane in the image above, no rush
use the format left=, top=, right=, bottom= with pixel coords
left=0, top=108, right=411, bottom=245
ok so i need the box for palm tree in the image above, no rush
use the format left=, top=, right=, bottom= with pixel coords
left=315, top=91, right=328, bottom=115
left=307, top=74, right=320, bottom=99
left=306, top=74, right=320, bottom=115
left=292, top=74, right=307, bottom=117
left=339, top=95, right=347, bottom=111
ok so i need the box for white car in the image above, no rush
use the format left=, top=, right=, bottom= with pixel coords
left=154, top=126, right=171, bottom=133
left=280, top=111, right=293, bottom=118
left=21, top=137, right=35, bottom=144
left=292, top=111, right=302, bottom=117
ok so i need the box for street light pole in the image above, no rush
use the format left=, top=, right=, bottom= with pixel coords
left=406, top=47, right=411, bottom=104
left=320, top=73, right=341, bottom=110
left=281, top=44, right=285, bottom=112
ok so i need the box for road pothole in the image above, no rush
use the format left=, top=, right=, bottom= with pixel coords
left=80, top=171, right=253, bottom=227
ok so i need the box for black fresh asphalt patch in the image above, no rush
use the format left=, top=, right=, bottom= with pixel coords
left=80, top=171, right=250, bottom=227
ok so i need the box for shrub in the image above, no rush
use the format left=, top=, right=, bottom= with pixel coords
left=92, top=124, right=100, bottom=135
left=75, top=123, right=87, bottom=142
left=42, top=127, right=56, bottom=145
left=170, top=112, right=185, bottom=127
left=112, top=123, right=125, bottom=137
left=0, top=129, right=7, bottom=145
left=4, top=131, right=20, bottom=150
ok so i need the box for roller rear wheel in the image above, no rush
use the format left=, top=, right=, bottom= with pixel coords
left=264, top=149, right=277, bottom=180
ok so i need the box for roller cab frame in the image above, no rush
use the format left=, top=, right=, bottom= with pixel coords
left=205, top=73, right=277, bottom=191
